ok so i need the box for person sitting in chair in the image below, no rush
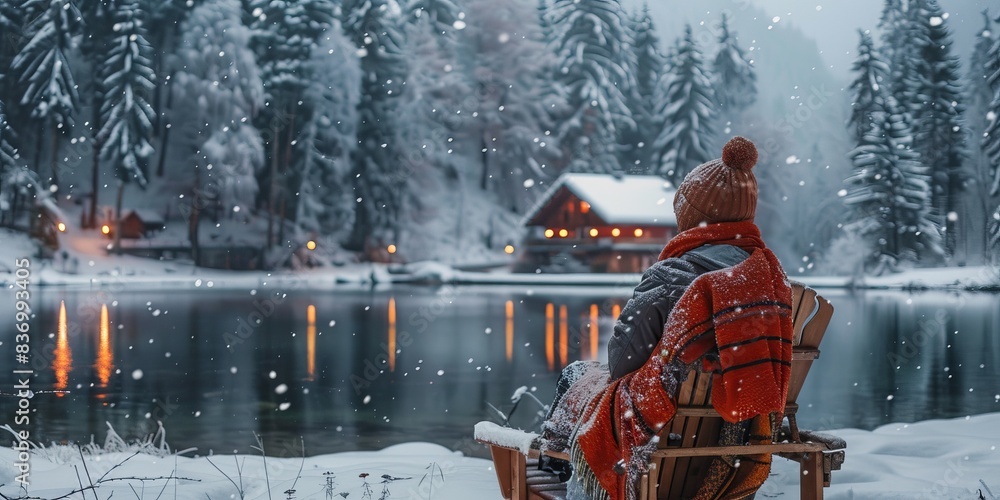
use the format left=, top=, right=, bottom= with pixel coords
left=541, top=136, right=794, bottom=500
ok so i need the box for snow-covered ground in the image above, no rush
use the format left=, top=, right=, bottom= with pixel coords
left=2, top=228, right=997, bottom=291
left=2, top=412, right=998, bottom=499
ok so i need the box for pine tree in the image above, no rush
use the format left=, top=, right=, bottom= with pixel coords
left=0, top=2, right=25, bottom=109
left=295, top=22, right=359, bottom=238
left=847, top=30, right=890, bottom=145
left=910, top=0, right=967, bottom=257
left=985, top=13, right=1000, bottom=201
left=711, top=13, right=756, bottom=118
left=247, top=0, right=335, bottom=247
left=464, top=0, right=554, bottom=212
left=653, top=25, right=715, bottom=186
left=965, top=10, right=995, bottom=262
left=845, top=93, right=942, bottom=272
left=98, top=0, right=156, bottom=253
left=622, top=3, right=663, bottom=174
left=403, top=0, right=461, bottom=34
left=341, top=0, right=408, bottom=256
left=547, top=0, right=632, bottom=173
left=11, top=0, right=81, bottom=187
left=0, top=100, right=17, bottom=172
left=879, top=0, right=922, bottom=118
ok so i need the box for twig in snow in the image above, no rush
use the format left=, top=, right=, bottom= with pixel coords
left=418, top=462, right=445, bottom=499
left=288, top=437, right=306, bottom=492
left=128, top=484, right=140, bottom=500
left=77, top=444, right=99, bottom=500
left=251, top=432, right=273, bottom=500
left=205, top=455, right=245, bottom=499
left=981, top=479, right=996, bottom=500
left=96, top=451, right=141, bottom=483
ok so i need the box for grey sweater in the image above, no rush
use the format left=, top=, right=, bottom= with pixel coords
left=607, top=244, right=750, bottom=380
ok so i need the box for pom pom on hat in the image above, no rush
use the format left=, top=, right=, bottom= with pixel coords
left=721, top=136, right=757, bottom=171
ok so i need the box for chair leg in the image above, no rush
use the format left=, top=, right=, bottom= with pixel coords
left=511, top=451, right=528, bottom=500
left=800, top=452, right=824, bottom=500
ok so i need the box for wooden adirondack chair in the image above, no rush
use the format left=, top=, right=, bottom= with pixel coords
left=475, top=282, right=845, bottom=500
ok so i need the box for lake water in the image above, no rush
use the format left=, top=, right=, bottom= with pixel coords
left=2, top=284, right=999, bottom=458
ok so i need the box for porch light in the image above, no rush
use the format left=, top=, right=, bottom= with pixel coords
left=634, top=228, right=643, bottom=237
left=387, top=244, right=397, bottom=254
left=558, top=229, right=568, bottom=238
left=57, top=222, right=66, bottom=232
left=101, top=224, right=111, bottom=235
left=306, top=240, right=317, bottom=250
left=504, top=244, right=515, bottom=254
left=589, top=228, right=598, bottom=237
left=545, top=229, right=555, bottom=238
left=611, top=228, right=621, bottom=237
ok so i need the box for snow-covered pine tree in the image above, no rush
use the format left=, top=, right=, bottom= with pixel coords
left=247, top=0, right=335, bottom=247
left=652, top=25, right=715, bottom=187
left=464, top=0, right=554, bottom=212
left=294, top=22, right=360, bottom=241
left=402, top=0, right=461, bottom=35
left=910, top=0, right=967, bottom=258
left=98, top=0, right=156, bottom=253
left=546, top=0, right=632, bottom=174
left=963, top=11, right=995, bottom=262
left=11, top=0, right=81, bottom=187
left=175, top=0, right=264, bottom=219
left=0, top=100, right=17, bottom=172
left=711, top=13, right=756, bottom=120
left=985, top=12, right=1000, bottom=203
left=847, top=30, right=890, bottom=146
left=0, top=1, right=25, bottom=107
left=879, top=0, right=922, bottom=118
left=341, top=0, right=408, bottom=257
left=622, top=3, right=663, bottom=174
left=844, top=92, right=942, bottom=273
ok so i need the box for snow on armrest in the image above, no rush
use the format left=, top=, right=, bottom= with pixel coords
left=474, top=421, right=540, bottom=455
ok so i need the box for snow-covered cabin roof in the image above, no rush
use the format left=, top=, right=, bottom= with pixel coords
left=124, top=209, right=165, bottom=225
left=524, top=173, right=677, bottom=227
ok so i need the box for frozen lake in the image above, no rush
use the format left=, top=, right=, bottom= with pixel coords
left=3, top=285, right=999, bottom=458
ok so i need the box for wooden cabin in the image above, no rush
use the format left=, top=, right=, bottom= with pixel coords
left=518, top=173, right=678, bottom=273
left=119, top=209, right=165, bottom=239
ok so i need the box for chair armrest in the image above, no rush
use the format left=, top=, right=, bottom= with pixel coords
left=474, top=421, right=542, bottom=456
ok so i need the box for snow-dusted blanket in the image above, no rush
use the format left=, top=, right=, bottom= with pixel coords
left=542, top=222, right=794, bottom=500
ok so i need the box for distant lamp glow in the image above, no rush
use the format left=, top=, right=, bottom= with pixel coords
left=387, top=244, right=397, bottom=254
left=634, top=228, right=643, bottom=237
left=544, top=229, right=555, bottom=238
left=57, top=222, right=66, bottom=232
left=589, top=228, right=599, bottom=237
left=101, top=224, right=111, bottom=235
left=580, top=201, right=591, bottom=213
left=611, top=228, right=621, bottom=237
left=558, top=229, right=568, bottom=238
left=306, top=240, right=317, bottom=251
left=504, top=244, right=515, bottom=254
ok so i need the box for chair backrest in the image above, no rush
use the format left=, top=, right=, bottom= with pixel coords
left=652, top=282, right=834, bottom=499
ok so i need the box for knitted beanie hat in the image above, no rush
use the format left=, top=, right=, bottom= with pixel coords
left=673, top=136, right=759, bottom=232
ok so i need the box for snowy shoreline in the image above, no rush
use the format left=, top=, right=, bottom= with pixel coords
left=2, top=261, right=997, bottom=292
left=2, top=412, right=998, bottom=499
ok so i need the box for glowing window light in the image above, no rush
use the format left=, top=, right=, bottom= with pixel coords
left=580, top=201, right=591, bottom=213
left=611, top=228, right=621, bottom=237
left=634, top=228, right=644, bottom=237
left=589, top=228, right=599, bottom=237
left=57, top=222, right=66, bottom=232
left=306, top=240, right=317, bottom=250
left=558, top=229, right=569, bottom=238
left=387, top=244, right=397, bottom=254
left=101, top=225, right=111, bottom=235
left=544, top=229, right=555, bottom=238
left=504, top=244, right=515, bottom=254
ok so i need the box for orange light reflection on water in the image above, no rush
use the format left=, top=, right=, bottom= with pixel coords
left=54, top=301, right=71, bottom=397
left=307, top=305, right=316, bottom=381
left=96, top=304, right=113, bottom=389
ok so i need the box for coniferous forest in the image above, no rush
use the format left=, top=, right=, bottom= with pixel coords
left=0, top=0, right=997, bottom=273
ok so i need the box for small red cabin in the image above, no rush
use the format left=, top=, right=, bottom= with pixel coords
left=119, top=209, right=165, bottom=239
left=518, top=173, right=679, bottom=273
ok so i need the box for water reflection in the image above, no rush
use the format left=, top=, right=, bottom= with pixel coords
left=96, top=304, right=113, bottom=389
left=53, top=301, right=71, bottom=397
left=3, top=287, right=998, bottom=457
left=307, top=305, right=316, bottom=381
